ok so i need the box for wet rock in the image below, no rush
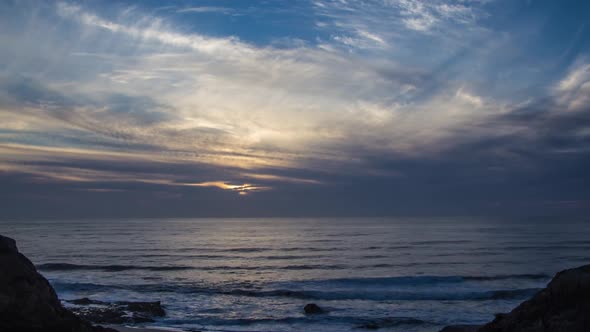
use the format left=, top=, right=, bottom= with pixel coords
left=439, top=325, right=481, bottom=332
left=0, top=234, right=116, bottom=332
left=120, top=300, right=166, bottom=317
left=478, top=264, right=590, bottom=332
left=68, top=297, right=106, bottom=305
left=68, top=298, right=166, bottom=324
left=304, top=303, right=324, bottom=314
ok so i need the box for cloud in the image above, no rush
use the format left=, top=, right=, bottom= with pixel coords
left=313, top=0, right=490, bottom=53
left=1, top=1, right=589, bottom=218
left=187, top=181, right=270, bottom=195
left=555, top=60, right=590, bottom=111
left=0, top=1, right=530, bottom=182
left=3, top=2, right=499, bottom=165
left=176, top=7, right=235, bottom=15
left=396, top=0, right=481, bottom=32
left=55, top=3, right=248, bottom=57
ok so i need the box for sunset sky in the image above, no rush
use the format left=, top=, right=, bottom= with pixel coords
left=1, top=0, right=589, bottom=219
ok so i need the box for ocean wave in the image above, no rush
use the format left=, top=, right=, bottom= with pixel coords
left=164, top=315, right=437, bottom=331
left=54, top=280, right=540, bottom=301
left=38, top=262, right=383, bottom=272
left=204, top=246, right=347, bottom=253
left=463, top=274, right=550, bottom=281
left=93, top=246, right=347, bottom=253
left=220, top=287, right=540, bottom=301
left=38, top=263, right=194, bottom=272
left=40, top=261, right=552, bottom=285
left=301, top=275, right=466, bottom=285
left=263, top=255, right=325, bottom=260
left=297, top=273, right=549, bottom=286
left=407, top=240, right=474, bottom=245
left=170, top=315, right=429, bottom=328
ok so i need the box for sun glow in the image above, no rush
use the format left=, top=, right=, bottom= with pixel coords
left=187, top=181, right=270, bottom=195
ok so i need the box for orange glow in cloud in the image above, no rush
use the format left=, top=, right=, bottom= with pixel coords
left=186, top=181, right=270, bottom=195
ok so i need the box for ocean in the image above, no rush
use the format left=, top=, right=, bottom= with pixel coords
left=2, top=218, right=589, bottom=332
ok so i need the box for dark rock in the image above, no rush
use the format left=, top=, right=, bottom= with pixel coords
left=68, top=297, right=106, bottom=305
left=0, top=235, right=17, bottom=253
left=357, top=317, right=425, bottom=330
left=439, top=325, right=482, bottom=332
left=0, top=234, right=117, bottom=332
left=68, top=298, right=166, bottom=324
left=72, top=306, right=130, bottom=324
left=118, top=300, right=166, bottom=317
left=359, top=322, right=380, bottom=330
left=304, top=303, right=324, bottom=314
left=478, top=264, right=590, bottom=332
left=441, top=265, right=590, bottom=332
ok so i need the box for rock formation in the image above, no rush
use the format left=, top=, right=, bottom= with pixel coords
left=441, top=264, right=590, bottom=332
left=67, top=298, right=166, bottom=324
left=0, top=234, right=116, bottom=332
left=478, top=264, right=590, bottom=332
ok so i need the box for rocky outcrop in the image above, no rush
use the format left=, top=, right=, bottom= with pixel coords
left=67, top=298, right=165, bottom=324
left=478, top=264, right=590, bottom=332
left=440, top=264, right=590, bottom=332
left=0, top=234, right=116, bottom=332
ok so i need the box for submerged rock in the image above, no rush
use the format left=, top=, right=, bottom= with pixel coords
left=357, top=317, right=426, bottom=330
left=0, top=234, right=116, bottom=332
left=67, top=299, right=166, bottom=324
left=304, top=303, right=325, bottom=314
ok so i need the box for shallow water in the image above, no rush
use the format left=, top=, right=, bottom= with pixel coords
left=2, top=217, right=589, bottom=331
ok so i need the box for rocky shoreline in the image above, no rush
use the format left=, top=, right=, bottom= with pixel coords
left=66, top=298, right=166, bottom=325
left=1, top=234, right=589, bottom=332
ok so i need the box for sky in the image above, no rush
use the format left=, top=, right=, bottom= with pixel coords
left=1, top=0, right=589, bottom=219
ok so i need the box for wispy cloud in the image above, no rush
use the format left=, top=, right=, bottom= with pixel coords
left=395, top=0, right=480, bottom=32
left=313, top=0, right=489, bottom=52
left=56, top=3, right=248, bottom=56
left=176, top=7, right=235, bottom=15
left=555, top=60, right=590, bottom=111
